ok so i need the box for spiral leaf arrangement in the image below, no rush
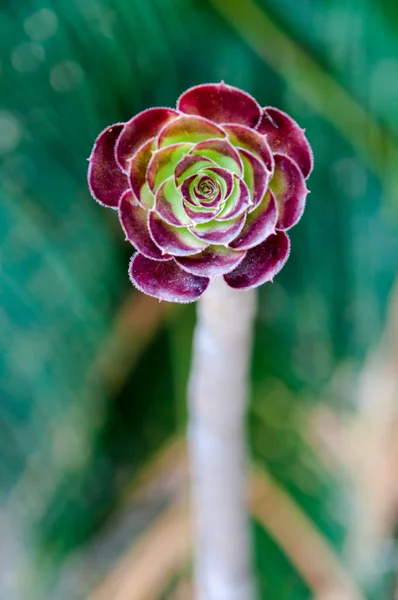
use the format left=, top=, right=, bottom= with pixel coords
left=88, top=83, right=313, bottom=302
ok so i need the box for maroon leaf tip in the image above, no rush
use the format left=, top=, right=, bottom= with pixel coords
left=224, top=231, right=290, bottom=290
left=258, top=107, right=313, bottom=179
left=178, top=83, right=262, bottom=128
left=130, top=253, right=209, bottom=303
left=88, top=124, right=129, bottom=208
left=119, top=190, right=169, bottom=260
left=116, top=108, right=179, bottom=172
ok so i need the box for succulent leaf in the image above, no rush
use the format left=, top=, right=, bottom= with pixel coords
left=157, top=114, right=225, bottom=147
left=224, top=123, right=274, bottom=171
left=229, top=190, right=278, bottom=250
left=190, top=138, right=243, bottom=175
left=119, top=190, right=169, bottom=260
left=176, top=245, right=247, bottom=277
left=147, top=143, right=192, bottom=192
left=155, top=177, right=192, bottom=227
left=130, top=253, right=209, bottom=303
left=116, top=108, right=178, bottom=172
left=239, top=148, right=270, bottom=208
left=224, top=231, right=290, bottom=289
left=175, top=154, right=215, bottom=185
left=216, top=176, right=250, bottom=221
left=88, top=124, right=129, bottom=208
left=270, top=153, right=308, bottom=230
left=148, top=211, right=207, bottom=256
left=177, top=82, right=262, bottom=127
left=258, top=107, right=313, bottom=178
left=191, top=212, right=246, bottom=245
left=128, top=138, right=156, bottom=208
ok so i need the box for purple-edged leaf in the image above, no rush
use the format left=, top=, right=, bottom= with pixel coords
left=157, top=114, right=225, bottom=148
left=176, top=245, right=246, bottom=277
left=239, top=148, right=270, bottom=208
left=224, top=231, right=290, bottom=289
left=128, top=138, right=156, bottom=209
left=229, top=189, right=277, bottom=250
left=88, top=124, right=129, bottom=208
left=177, top=82, right=261, bottom=128
left=119, top=190, right=168, bottom=260
left=147, top=143, right=191, bottom=192
left=174, top=155, right=215, bottom=186
left=155, top=177, right=191, bottom=227
left=194, top=189, right=222, bottom=209
left=116, top=108, right=178, bottom=172
left=224, top=124, right=274, bottom=172
left=258, top=107, right=313, bottom=178
left=190, top=138, right=243, bottom=176
left=180, top=174, right=201, bottom=207
left=183, top=201, right=218, bottom=224
left=148, top=211, right=207, bottom=256
left=130, top=253, right=209, bottom=303
left=216, top=176, right=250, bottom=221
left=190, top=213, right=246, bottom=245
left=270, top=153, right=308, bottom=230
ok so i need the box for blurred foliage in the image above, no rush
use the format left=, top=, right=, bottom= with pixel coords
left=1, top=0, right=398, bottom=598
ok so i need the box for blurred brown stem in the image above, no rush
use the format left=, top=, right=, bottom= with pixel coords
left=188, top=277, right=256, bottom=600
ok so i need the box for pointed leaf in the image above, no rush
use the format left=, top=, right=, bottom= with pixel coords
left=180, top=174, right=202, bottom=207
left=190, top=138, right=243, bottom=175
left=258, top=107, right=313, bottom=178
left=216, top=176, right=250, bottom=221
left=119, top=190, right=168, bottom=260
left=177, top=82, right=261, bottom=127
left=224, top=231, right=290, bottom=289
left=88, top=124, right=128, bottom=208
left=270, top=153, right=308, bottom=230
left=224, top=124, right=274, bottom=171
left=148, top=211, right=207, bottom=256
left=116, top=108, right=178, bottom=172
left=130, top=254, right=209, bottom=303
left=176, top=245, right=246, bottom=277
left=157, top=114, right=226, bottom=148
left=174, top=154, right=215, bottom=186
left=239, top=148, right=270, bottom=208
left=229, top=190, right=277, bottom=250
left=128, top=138, right=155, bottom=209
left=191, top=213, right=246, bottom=244
left=155, top=177, right=191, bottom=227
left=183, top=202, right=218, bottom=224
left=147, top=143, right=192, bottom=192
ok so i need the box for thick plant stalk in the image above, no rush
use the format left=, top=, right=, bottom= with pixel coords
left=188, top=277, right=257, bottom=600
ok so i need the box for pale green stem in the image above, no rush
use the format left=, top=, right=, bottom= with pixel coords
left=188, top=277, right=257, bottom=600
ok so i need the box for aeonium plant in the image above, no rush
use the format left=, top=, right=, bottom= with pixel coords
left=88, top=83, right=313, bottom=599
left=88, top=82, right=313, bottom=303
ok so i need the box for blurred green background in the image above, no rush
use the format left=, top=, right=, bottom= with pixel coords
left=1, top=0, right=398, bottom=598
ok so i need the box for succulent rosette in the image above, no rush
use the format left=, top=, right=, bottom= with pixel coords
left=88, top=83, right=313, bottom=303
